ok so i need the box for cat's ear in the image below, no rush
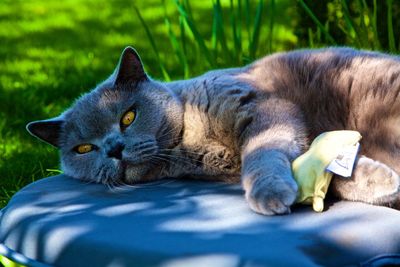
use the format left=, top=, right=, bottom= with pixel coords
left=114, top=46, right=148, bottom=85
left=26, top=118, right=64, bottom=148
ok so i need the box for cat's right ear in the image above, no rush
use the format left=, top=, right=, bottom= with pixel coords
left=114, top=46, right=148, bottom=85
left=26, top=118, right=64, bottom=148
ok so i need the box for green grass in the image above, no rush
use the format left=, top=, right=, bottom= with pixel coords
left=298, top=0, right=400, bottom=52
left=0, top=0, right=298, bottom=208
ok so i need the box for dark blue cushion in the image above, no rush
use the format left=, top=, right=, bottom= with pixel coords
left=1, top=175, right=399, bottom=267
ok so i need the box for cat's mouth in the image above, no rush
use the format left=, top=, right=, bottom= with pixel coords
left=102, top=141, right=163, bottom=185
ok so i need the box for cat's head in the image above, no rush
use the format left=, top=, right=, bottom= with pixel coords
left=27, top=47, right=183, bottom=184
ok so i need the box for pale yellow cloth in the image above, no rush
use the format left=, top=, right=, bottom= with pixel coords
left=292, top=131, right=362, bottom=212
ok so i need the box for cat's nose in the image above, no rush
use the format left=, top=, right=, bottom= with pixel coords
left=107, top=142, right=125, bottom=160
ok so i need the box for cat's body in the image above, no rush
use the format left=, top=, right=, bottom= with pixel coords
left=27, top=47, right=400, bottom=215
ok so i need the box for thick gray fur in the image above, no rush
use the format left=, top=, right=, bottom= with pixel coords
left=27, top=47, right=400, bottom=215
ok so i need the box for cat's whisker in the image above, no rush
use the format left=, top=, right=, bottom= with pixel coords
left=106, top=182, right=117, bottom=192
left=157, top=152, right=204, bottom=164
left=97, top=169, right=105, bottom=184
left=158, top=152, right=207, bottom=166
left=156, top=134, right=182, bottom=146
left=146, top=154, right=177, bottom=167
left=156, top=127, right=183, bottom=140
left=81, top=179, right=95, bottom=186
left=156, top=136, right=183, bottom=148
left=144, top=155, right=202, bottom=184
left=159, top=148, right=205, bottom=157
left=156, top=152, right=214, bottom=170
left=157, top=124, right=183, bottom=139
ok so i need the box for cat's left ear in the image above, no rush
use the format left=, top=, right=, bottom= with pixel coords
left=26, top=118, right=64, bottom=148
left=114, top=46, right=148, bottom=85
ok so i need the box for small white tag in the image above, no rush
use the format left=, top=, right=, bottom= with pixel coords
left=326, top=143, right=360, bottom=177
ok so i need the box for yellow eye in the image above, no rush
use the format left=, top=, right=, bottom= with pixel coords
left=76, top=144, right=94, bottom=154
left=121, top=110, right=136, bottom=127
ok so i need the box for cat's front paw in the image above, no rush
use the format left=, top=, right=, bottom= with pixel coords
left=203, top=147, right=240, bottom=174
left=244, top=176, right=298, bottom=215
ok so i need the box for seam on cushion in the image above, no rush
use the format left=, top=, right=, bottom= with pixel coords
left=360, top=254, right=400, bottom=267
left=0, top=244, right=52, bottom=267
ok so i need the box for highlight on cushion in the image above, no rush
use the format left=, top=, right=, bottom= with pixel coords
left=1, top=175, right=400, bottom=267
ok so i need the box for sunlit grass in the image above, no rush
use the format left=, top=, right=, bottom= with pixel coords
left=142, top=0, right=300, bottom=80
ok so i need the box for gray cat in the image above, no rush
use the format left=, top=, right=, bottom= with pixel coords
left=27, top=47, right=400, bottom=215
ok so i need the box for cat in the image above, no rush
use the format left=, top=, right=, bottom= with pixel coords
left=27, top=46, right=400, bottom=215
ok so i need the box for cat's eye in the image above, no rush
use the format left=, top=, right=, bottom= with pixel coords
left=75, top=144, right=94, bottom=154
left=121, top=110, right=136, bottom=127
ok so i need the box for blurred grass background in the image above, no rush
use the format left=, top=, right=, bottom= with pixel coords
left=0, top=0, right=399, bottom=208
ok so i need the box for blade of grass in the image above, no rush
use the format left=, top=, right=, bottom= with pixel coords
left=387, top=0, right=396, bottom=52
left=316, top=27, right=322, bottom=44
left=249, top=0, right=264, bottom=59
left=134, top=6, right=171, bottom=81
left=212, top=4, right=218, bottom=52
left=371, top=0, right=381, bottom=49
left=230, top=0, right=241, bottom=63
left=163, top=0, right=189, bottom=78
left=267, top=0, right=275, bottom=54
left=236, top=0, right=243, bottom=62
left=356, top=0, right=372, bottom=48
left=183, top=0, right=194, bottom=20
left=308, top=28, right=315, bottom=48
left=245, top=0, right=251, bottom=46
left=297, top=0, right=336, bottom=45
left=179, top=16, right=188, bottom=56
left=174, top=0, right=215, bottom=67
left=214, top=0, right=231, bottom=63
left=341, top=0, right=362, bottom=47
left=45, top=169, right=63, bottom=174
left=360, top=0, right=380, bottom=49
left=179, top=12, right=201, bottom=68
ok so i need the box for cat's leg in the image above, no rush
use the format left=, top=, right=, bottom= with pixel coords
left=239, top=99, right=308, bottom=215
left=241, top=149, right=299, bottom=215
left=331, top=155, right=400, bottom=207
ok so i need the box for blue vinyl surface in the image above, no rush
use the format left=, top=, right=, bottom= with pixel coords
left=1, top=175, right=400, bottom=267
